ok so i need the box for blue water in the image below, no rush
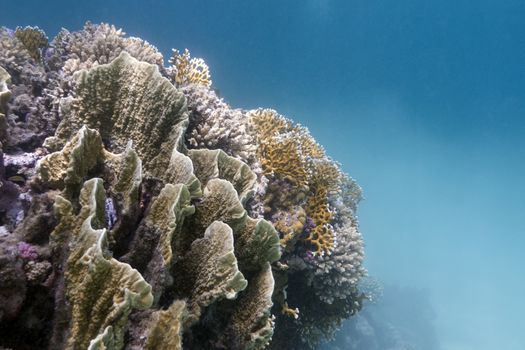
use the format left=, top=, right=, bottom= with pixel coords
left=3, top=1, right=525, bottom=349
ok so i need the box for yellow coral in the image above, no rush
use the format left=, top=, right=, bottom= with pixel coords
left=299, top=134, right=325, bottom=159
left=250, top=108, right=329, bottom=188
left=250, top=108, right=342, bottom=254
left=302, top=160, right=344, bottom=255
left=258, top=136, right=309, bottom=186
left=169, top=48, right=212, bottom=87
left=250, top=108, right=325, bottom=160
left=250, top=108, right=294, bottom=140
left=14, top=26, right=48, bottom=60
left=309, top=159, right=343, bottom=195
left=304, top=186, right=335, bottom=255
left=281, top=302, right=300, bottom=319
left=250, top=109, right=310, bottom=186
left=274, top=207, right=307, bottom=250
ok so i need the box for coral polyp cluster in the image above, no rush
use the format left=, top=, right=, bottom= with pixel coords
left=0, top=22, right=366, bottom=350
left=169, top=49, right=212, bottom=88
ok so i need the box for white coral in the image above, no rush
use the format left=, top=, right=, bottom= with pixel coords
left=182, top=84, right=257, bottom=165
left=310, top=219, right=366, bottom=304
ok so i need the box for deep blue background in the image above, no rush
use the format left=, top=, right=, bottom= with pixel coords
left=3, top=1, right=525, bottom=348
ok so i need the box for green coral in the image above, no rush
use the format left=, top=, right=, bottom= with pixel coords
left=178, top=221, right=248, bottom=324
left=223, top=262, right=276, bottom=349
left=44, top=52, right=188, bottom=181
left=189, top=149, right=257, bottom=204
left=144, top=301, right=188, bottom=350
left=35, top=54, right=280, bottom=349
left=52, top=178, right=153, bottom=350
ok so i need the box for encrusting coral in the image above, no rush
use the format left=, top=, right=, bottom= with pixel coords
left=0, top=22, right=367, bottom=350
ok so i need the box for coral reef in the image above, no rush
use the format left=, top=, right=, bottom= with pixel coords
left=0, top=22, right=367, bottom=350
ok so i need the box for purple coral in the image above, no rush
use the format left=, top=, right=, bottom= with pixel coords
left=17, top=241, right=38, bottom=261
left=304, top=216, right=315, bottom=234
left=105, top=197, right=117, bottom=229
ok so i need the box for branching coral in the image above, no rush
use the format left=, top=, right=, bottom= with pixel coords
left=249, top=108, right=343, bottom=255
left=0, top=27, right=57, bottom=151
left=14, top=26, right=48, bottom=61
left=168, top=48, right=212, bottom=87
left=182, top=84, right=257, bottom=164
left=0, top=23, right=367, bottom=350
left=311, top=221, right=366, bottom=304
left=0, top=67, right=10, bottom=115
left=51, top=22, right=164, bottom=76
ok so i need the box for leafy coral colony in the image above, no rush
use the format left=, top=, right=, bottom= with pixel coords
left=0, top=23, right=366, bottom=350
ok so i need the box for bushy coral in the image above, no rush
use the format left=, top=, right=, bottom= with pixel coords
left=51, top=22, right=164, bottom=76
left=14, top=26, right=48, bottom=61
left=168, top=48, right=212, bottom=87
left=183, top=84, right=257, bottom=164
left=0, top=22, right=367, bottom=350
left=0, top=27, right=57, bottom=151
left=311, top=220, right=366, bottom=304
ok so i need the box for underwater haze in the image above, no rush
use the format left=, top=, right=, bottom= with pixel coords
left=2, top=0, right=525, bottom=349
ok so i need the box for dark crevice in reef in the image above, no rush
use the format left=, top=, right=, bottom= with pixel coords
left=0, top=285, right=55, bottom=350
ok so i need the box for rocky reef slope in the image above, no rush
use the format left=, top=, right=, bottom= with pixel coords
left=0, top=23, right=366, bottom=350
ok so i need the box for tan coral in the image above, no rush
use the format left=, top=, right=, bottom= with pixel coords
left=189, top=148, right=257, bottom=204
left=178, top=221, right=248, bottom=324
left=223, top=263, right=276, bottom=350
left=37, top=125, right=104, bottom=195
left=144, top=300, right=188, bottom=350
left=304, top=186, right=335, bottom=255
left=168, top=48, right=212, bottom=87
left=282, top=303, right=300, bottom=319
left=274, top=207, right=307, bottom=250
left=14, top=26, right=48, bottom=60
left=37, top=126, right=143, bottom=217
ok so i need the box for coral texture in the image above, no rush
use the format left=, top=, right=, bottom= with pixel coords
left=0, top=22, right=366, bottom=350
left=14, top=26, right=48, bottom=61
left=0, top=66, right=10, bottom=142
